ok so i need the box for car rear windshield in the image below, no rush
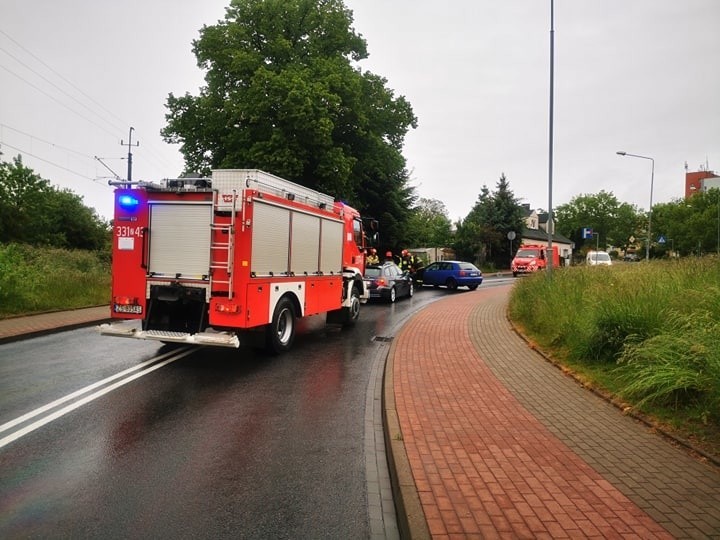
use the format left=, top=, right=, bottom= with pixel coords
left=365, top=267, right=381, bottom=278
left=458, top=263, right=479, bottom=271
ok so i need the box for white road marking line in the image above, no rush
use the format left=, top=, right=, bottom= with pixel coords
left=0, top=346, right=191, bottom=435
left=0, top=347, right=196, bottom=449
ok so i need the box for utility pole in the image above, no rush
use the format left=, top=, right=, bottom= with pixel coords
left=121, top=127, right=139, bottom=181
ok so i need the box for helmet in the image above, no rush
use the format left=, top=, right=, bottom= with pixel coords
left=371, top=248, right=377, bottom=254
left=385, top=251, right=393, bottom=258
left=402, top=249, right=408, bottom=256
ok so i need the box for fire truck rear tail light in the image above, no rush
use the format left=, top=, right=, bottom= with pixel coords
left=114, top=296, right=137, bottom=305
left=216, top=303, right=240, bottom=314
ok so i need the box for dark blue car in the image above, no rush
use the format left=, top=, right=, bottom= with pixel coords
left=415, top=260, right=483, bottom=291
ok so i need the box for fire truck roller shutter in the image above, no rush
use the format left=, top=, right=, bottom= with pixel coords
left=319, top=218, right=343, bottom=275
left=290, top=211, right=320, bottom=275
left=148, top=202, right=213, bottom=278
left=251, top=201, right=291, bottom=276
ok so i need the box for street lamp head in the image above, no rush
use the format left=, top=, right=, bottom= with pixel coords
left=616, top=151, right=627, bottom=156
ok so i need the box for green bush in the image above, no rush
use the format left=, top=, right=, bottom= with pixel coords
left=0, top=243, right=110, bottom=317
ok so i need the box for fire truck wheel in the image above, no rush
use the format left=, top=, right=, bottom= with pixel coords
left=345, top=287, right=360, bottom=325
left=266, top=297, right=296, bottom=354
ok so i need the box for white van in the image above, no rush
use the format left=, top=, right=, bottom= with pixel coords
left=586, top=251, right=612, bottom=266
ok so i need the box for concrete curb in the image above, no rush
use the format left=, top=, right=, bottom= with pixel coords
left=382, top=329, right=431, bottom=540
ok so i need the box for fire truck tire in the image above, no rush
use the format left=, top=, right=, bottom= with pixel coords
left=266, top=297, right=296, bottom=354
left=345, top=286, right=361, bottom=325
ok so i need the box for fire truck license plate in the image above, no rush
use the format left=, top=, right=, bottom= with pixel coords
left=115, top=305, right=142, bottom=314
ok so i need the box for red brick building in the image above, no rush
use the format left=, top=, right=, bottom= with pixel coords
left=685, top=168, right=720, bottom=198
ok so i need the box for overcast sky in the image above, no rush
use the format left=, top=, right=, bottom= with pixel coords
left=1, top=1, right=718, bottom=222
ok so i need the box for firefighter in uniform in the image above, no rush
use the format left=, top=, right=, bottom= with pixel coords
left=399, top=249, right=414, bottom=273
left=366, top=248, right=379, bottom=265
left=384, top=251, right=394, bottom=263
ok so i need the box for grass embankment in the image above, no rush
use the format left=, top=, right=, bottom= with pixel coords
left=0, top=243, right=110, bottom=318
left=508, top=258, right=720, bottom=461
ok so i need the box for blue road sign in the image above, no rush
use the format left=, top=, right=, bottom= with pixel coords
left=582, top=227, right=593, bottom=239
left=658, top=235, right=666, bottom=244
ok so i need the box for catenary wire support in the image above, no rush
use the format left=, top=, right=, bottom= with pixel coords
left=120, top=127, right=140, bottom=181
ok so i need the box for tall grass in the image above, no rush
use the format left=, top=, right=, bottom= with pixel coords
left=0, top=243, right=110, bottom=317
left=508, top=258, right=720, bottom=427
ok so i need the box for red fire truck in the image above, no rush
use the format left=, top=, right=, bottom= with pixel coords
left=99, top=169, right=374, bottom=353
left=510, top=244, right=560, bottom=277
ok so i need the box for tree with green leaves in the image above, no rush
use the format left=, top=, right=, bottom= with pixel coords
left=162, top=0, right=417, bottom=248
left=652, top=189, right=720, bottom=257
left=0, top=153, right=109, bottom=250
left=454, top=174, right=525, bottom=267
left=554, top=191, right=641, bottom=254
left=404, top=198, right=452, bottom=249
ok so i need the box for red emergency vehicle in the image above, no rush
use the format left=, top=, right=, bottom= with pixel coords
left=511, top=244, right=560, bottom=277
left=99, top=169, right=374, bottom=353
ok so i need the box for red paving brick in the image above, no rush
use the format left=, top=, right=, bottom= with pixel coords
left=389, top=284, right=720, bottom=538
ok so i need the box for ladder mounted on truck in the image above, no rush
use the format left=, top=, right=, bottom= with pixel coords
left=209, top=189, right=237, bottom=299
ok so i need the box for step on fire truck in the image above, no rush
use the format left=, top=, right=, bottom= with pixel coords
left=99, top=169, right=375, bottom=353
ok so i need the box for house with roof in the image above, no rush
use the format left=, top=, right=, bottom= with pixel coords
left=518, top=204, right=574, bottom=265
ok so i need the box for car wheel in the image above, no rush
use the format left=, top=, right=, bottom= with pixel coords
left=408, top=282, right=414, bottom=297
left=446, top=278, right=458, bottom=291
left=467, top=284, right=478, bottom=291
left=389, top=286, right=397, bottom=303
left=266, top=297, right=295, bottom=354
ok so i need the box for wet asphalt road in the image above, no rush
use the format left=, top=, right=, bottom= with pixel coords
left=0, top=283, right=501, bottom=539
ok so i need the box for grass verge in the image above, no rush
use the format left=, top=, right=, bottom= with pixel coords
left=508, top=258, right=720, bottom=462
left=0, top=243, right=110, bottom=317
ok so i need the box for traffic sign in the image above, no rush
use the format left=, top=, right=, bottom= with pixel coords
left=658, top=235, right=666, bottom=244
left=582, top=227, right=593, bottom=239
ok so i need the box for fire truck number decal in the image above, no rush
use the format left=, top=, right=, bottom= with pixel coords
left=115, top=226, right=144, bottom=237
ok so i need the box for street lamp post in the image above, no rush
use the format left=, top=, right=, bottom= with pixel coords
left=546, top=0, right=555, bottom=277
left=617, top=151, right=654, bottom=261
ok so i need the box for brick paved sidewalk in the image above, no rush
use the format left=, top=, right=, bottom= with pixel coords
left=386, top=284, right=720, bottom=538
left=0, top=306, right=110, bottom=344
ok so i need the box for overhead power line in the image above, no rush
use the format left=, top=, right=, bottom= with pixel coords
left=0, top=63, right=121, bottom=140
left=0, top=28, right=128, bottom=132
left=1, top=123, right=93, bottom=160
left=0, top=140, right=108, bottom=185
left=0, top=27, right=182, bottom=175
